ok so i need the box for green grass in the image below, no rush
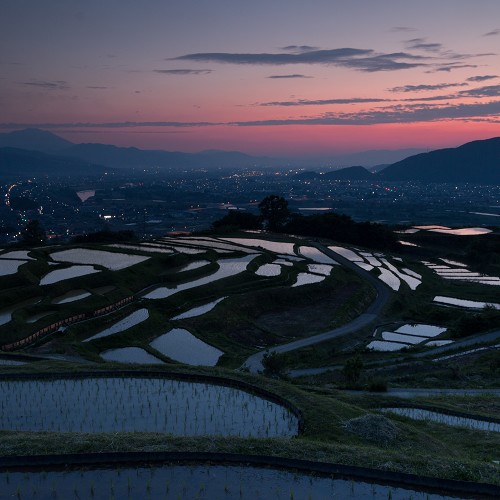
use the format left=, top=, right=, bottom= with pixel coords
left=0, top=362, right=498, bottom=485
left=1, top=233, right=499, bottom=486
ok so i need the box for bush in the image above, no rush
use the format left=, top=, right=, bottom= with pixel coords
left=367, top=377, right=388, bottom=392
left=342, top=356, right=363, bottom=386
left=262, top=351, right=288, bottom=377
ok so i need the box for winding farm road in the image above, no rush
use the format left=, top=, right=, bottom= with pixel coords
left=241, top=244, right=391, bottom=372
left=365, top=387, right=500, bottom=398
left=289, top=328, right=500, bottom=378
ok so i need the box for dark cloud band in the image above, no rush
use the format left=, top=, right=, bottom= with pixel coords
left=172, top=48, right=426, bottom=72
left=154, top=69, right=212, bottom=75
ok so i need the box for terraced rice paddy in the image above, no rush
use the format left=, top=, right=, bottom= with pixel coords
left=381, top=407, right=500, bottom=432
left=178, top=259, right=211, bottom=272
left=51, top=289, right=91, bottom=304
left=291, top=273, right=326, bottom=287
left=255, top=263, right=282, bottom=276
left=367, top=324, right=451, bottom=351
left=307, top=264, right=333, bottom=275
left=0, top=250, right=33, bottom=260
left=40, top=265, right=100, bottom=285
left=108, top=243, right=175, bottom=255
left=150, top=328, right=224, bottom=366
left=298, top=246, right=338, bottom=264
left=172, top=297, right=226, bottom=320
left=50, top=248, right=149, bottom=270
left=83, top=308, right=149, bottom=342
left=0, top=377, right=298, bottom=437
left=329, top=246, right=421, bottom=290
left=433, top=296, right=500, bottom=309
left=143, top=255, right=257, bottom=299
left=0, top=464, right=462, bottom=499
left=423, top=260, right=500, bottom=286
left=222, top=237, right=296, bottom=255
left=0, top=297, right=41, bottom=326
left=0, top=259, right=27, bottom=276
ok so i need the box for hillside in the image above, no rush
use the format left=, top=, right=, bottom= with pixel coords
left=0, top=128, right=74, bottom=153
left=0, top=147, right=109, bottom=177
left=378, top=137, right=500, bottom=183
left=64, top=143, right=272, bottom=169
left=0, top=129, right=274, bottom=170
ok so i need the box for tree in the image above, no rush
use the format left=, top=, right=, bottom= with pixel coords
left=212, top=210, right=261, bottom=232
left=262, top=350, right=288, bottom=378
left=258, top=195, right=291, bottom=232
left=342, top=356, right=363, bottom=386
left=20, top=219, right=46, bottom=246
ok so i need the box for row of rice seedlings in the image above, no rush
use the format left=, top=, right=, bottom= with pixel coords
left=0, top=378, right=297, bottom=437
left=381, top=407, right=500, bottom=432
left=0, top=465, right=447, bottom=499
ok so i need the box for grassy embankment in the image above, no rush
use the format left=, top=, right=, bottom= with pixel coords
left=0, top=362, right=498, bottom=485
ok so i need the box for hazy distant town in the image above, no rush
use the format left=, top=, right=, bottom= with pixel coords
left=1, top=166, right=499, bottom=244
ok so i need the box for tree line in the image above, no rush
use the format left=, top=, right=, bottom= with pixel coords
left=213, top=195, right=398, bottom=250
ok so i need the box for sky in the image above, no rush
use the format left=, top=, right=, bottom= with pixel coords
left=1, top=0, right=500, bottom=157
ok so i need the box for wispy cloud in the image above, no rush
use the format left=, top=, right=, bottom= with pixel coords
left=21, top=80, right=70, bottom=90
left=258, top=97, right=388, bottom=106
left=172, top=47, right=371, bottom=64
left=154, top=69, right=212, bottom=75
left=281, top=45, right=319, bottom=52
left=460, top=84, right=500, bottom=97
left=232, top=101, right=500, bottom=126
left=390, top=26, right=417, bottom=32
left=172, top=47, right=427, bottom=72
left=467, top=75, right=497, bottom=82
left=0, top=121, right=218, bottom=130
left=267, top=74, right=312, bottom=79
left=86, top=86, right=110, bottom=89
left=431, top=64, right=478, bottom=72
left=391, top=83, right=500, bottom=102
left=405, top=38, right=442, bottom=52
left=483, top=28, right=500, bottom=36
left=389, top=82, right=468, bottom=93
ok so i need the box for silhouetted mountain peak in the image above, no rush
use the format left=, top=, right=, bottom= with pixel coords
left=378, top=137, right=500, bottom=183
left=0, top=128, right=74, bottom=152
left=0, top=147, right=108, bottom=177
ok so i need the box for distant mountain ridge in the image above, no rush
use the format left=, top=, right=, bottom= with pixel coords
left=64, top=143, right=271, bottom=169
left=0, top=129, right=274, bottom=169
left=0, top=128, right=74, bottom=153
left=0, top=129, right=498, bottom=183
left=0, top=147, right=108, bottom=177
left=378, top=137, right=500, bottom=183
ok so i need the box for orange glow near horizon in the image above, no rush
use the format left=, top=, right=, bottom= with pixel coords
left=47, top=120, right=500, bottom=157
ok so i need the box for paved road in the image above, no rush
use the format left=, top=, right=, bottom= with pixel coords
left=241, top=244, right=391, bottom=372
left=413, top=329, right=500, bottom=358
left=353, top=388, right=500, bottom=398
left=289, top=328, right=500, bottom=378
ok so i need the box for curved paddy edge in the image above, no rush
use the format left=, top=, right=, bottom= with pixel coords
left=0, top=451, right=498, bottom=498
left=378, top=402, right=500, bottom=425
left=0, top=369, right=305, bottom=434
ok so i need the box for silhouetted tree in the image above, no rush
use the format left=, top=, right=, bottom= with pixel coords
left=20, top=219, right=46, bottom=246
left=259, top=195, right=291, bottom=232
left=71, top=230, right=136, bottom=244
left=212, top=210, right=261, bottom=232
left=343, top=356, right=363, bottom=386
left=262, top=350, right=288, bottom=378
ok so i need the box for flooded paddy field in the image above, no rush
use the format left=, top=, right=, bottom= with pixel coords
left=0, top=462, right=468, bottom=499
left=0, top=376, right=298, bottom=437
left=381, top=407, right=500, bottom=433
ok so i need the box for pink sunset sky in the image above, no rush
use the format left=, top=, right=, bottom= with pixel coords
left=1, top=0, right=500, bottom=157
